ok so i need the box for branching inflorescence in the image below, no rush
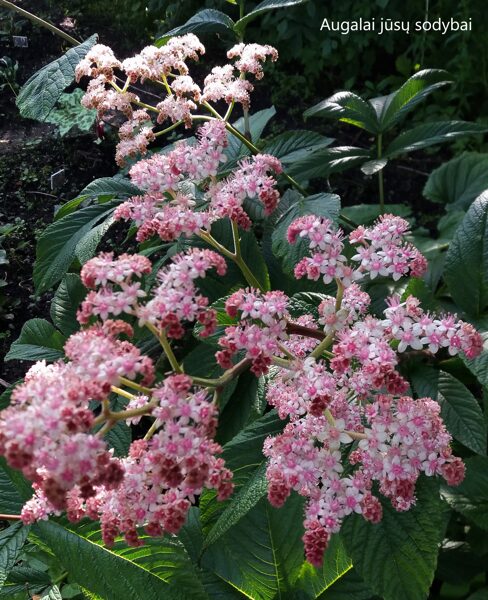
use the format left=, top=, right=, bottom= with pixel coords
left=0, top=35, right=482, bottom=566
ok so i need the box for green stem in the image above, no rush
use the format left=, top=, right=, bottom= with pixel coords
left=118, top=377, right=153, bottom=394
left=111, top=386, right=136, bottom=400
left=377, top=133, right=385, bottom=214
left=310, top=280, right=344, bottom=359
left=0, top=0, right=81, bottom=45
left=146, top=323, right=182, bottom=373
left=154, top=119, right=185, bottom=137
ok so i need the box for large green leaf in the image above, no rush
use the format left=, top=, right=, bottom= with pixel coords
left=423, top=152, right=488, bottom=211
left=441, top=456, right=488, bottom=530
left=0, top=523, right=30, bottom=588
left=36, top=520, right=209, bottom=600
left=410, top=366, right=486, bottom=455
left=5, top=318, right=65, bottom=362
left=16, top=34, right=98, bottom=121
left=271, top=190, right=341, bottom=274
left=385, top=121, right=488, bottom=157
left=437, top=371, right=486, bottom=455
left=261, top=130, right=334, bottom=165
left=316, top=568, right=373, bottom=600
left=156, top=9, right=235, bottom=45
left=443, top=192, right=488, bottom=317
left=374, top=69, right=451, bottom=132
left=56, top=177, right=141, bottom=220
left=44, top=89, right=97, bottom=136
left=341, top=476, right=448, bottom=600
left=50, top=274, right=87, bottom=336
left=234, top=0, right=309, bottom=33
left=287, top=146, right=371, bottom=181
left=200, top=410, right=284, bottom=536
left=0, top=459, right=27, bottom=514
left=34, top=201, right=120, bottom=294
left=304, top=91, right=379, bottom=134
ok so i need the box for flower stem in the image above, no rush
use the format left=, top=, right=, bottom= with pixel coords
left=377, top=133, right=385, bottom=214
left=145, top=323, right=182, bottom=373
left=154, top=120, right=185, bottom=137
left=0, top=0, right=81, bottom=45
left=310, top=280, right=344, bottom=359
left=111, top=386, right=136, bottom=401
left=118, top=377, right=153, bottom=394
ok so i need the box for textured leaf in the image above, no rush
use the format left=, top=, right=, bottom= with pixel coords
left=0, top=459, right=27, bottom=514
left=200, top=411, right=284, bottom=536
left=234, top=0, right=309, bottom=32
left=272, top=191, right=341, bottom=274
left=156, top=9, right=235, bottom=45
left=56, top=177, right=141, bottom=220
left=444, top=192, right=488, bottom=317
left=36, top=520, right=208, bottom=600
left=385, top=121, right=488, bottom=157
left=0, top=523, right=30, bottom=588
left=441, top=456, right=488, bottom=530
left=50, top=274, right=87, bottom=336
left=16, top=35, right=97, bottom=121
left=202, top=494, right=304, bottom=599
left=34, top=201, right=120, bottom=294
left=203, top=463, right=268, bottom=549
left=304, top=91, right=379, bottom=133
left=44, top=89, right=97, bottom=136
left=374, top=69, right=451, bottom=132
left=316, top=568, right=373, bottom=599
left=437, top=371, right=486, bottom=455
left=261, top=130, right=333, bottom=165
left=341, top=203, right=411, bottom=225
left=423, top=152, right=488, bottom=211
left=5, top=319, right=65, bottom=362
left=40, top=586, right=63, bottom=600
left=341, top=476, right=448, bottom=600
left=287, top=146, right=371, bottom=180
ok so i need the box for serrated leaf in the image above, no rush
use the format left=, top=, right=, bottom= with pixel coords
left=316, top=568, right=373, bottom=599
left=36, top=520, right=208, bottom=600
left=385, top=121, right=488, bottom=157
left=34, top=201, right=120, bottom=294
left=0, top=522, right=30, bottom=588
left=56, top=177, right=141, bottom=220
left=0, top=459, right=26, bottom=514
left=423, top=152, right=488, bottom=211
left=342, top=203, right=411, bottom=225
left=341, top=476, right=448, bottom=600
left=271, top=191, right=341, bottom=274
left=304, top=91, right=379, bottom=133
left=50, top=274, right=87, bottom=336
left=5, top=319, right=65, bottom=362
left=437, top=371, right=486, bottom=455
left=16, top=34, right=98, bottom=121
left=156, top=9, right=235, bottom=45
left=441, top=456, right=488, bottom=530
left=261, top=130, right=334, bottom=165
left=203, top=463, right=268, bottom=549
left=374, top=69, right=452, bottom=132
left=234, top=0, right=309, bottom=32
left=287, top=146, right=371, bottom=181
left=444, top=191, right=488, bottom=317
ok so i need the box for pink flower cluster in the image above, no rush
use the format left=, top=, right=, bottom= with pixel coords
left=138, top=248, right=227, bottom=339
left=75, top=36, right=277, bottom=164
left=384, top=294, right=482, bottom=358
left=18, top=374, right=233, bottom=545
left=79, top=248, right=227, bottom=340
left=115, top=120, right=282, bottom=241
left=265, top=390, right=465, bottom=567
left=91, top=374, right=233, bottom=546
left=0, top=320, right=154, bottom=512
left=289, top=214, right=427, bottom=287
left=217, top=289, right=289, bottom=375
